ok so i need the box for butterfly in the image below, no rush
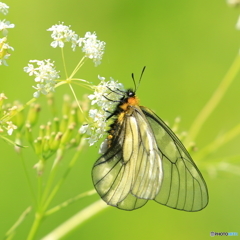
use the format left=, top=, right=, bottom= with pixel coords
left=92, top=67, right=209, bottom=211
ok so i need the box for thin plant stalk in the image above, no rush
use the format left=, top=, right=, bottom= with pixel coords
left=5, top=206, right=32, bottom=240
left=185, top=54, right=240, bottom=144
left=45, top=189, right=96, bottom=216
left=195, top=122, right=240, bottom=160
left=41, top=200, right=108, bottom=240
left=61, top=48, right=68, bottom=79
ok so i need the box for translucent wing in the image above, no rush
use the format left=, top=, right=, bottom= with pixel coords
left=140, top=106, right=209, bottom=211
left=92, top=105, right=209, bottom=211
left=92, top=106, right=163, bottom=210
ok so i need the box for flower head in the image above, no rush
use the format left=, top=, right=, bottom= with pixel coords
left=0, top=2, right=9, bottom=15
left=24, top=59, right=59, bottom=98
left=47, top=22, right=79, bottom=50
left=80, top=75, right=125, bottom=146
left=79, top=32, right=106, bottom=66
left=47, top=23, right=106, bottom=66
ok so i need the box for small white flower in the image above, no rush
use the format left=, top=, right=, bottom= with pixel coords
left=47, top=22, right=79, bottom=50
left=81, top=75, right=125, bottom=146
left=0, top=20, right=15, bottom=36
left=89, top=109, right=98, bottom=120
left=80, top=32, right=106, bottom=66
left=24, top=59, right=59, bottom=98
left=79, top=124, right=88, bottom=134
left=0, top=2, right=9, bottom=15
left=6, top=121, right=17, bottom=135
left=99, top=139, right=108, bottom=154
left=23, top=63, right=38, bottom=76
left=0, top=37, right=14, bottom=66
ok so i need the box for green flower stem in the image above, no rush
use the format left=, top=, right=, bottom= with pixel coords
left=42, top=140, right=84, bottom=212
left=41, top=199, right=108, bottom=240
left=27, top=212, right=43, bottom=240
left=39, top=160, right=58, bottom=208
left=45, top=189, right=96, bottom=216
left=195, top=122, right=240, bottom=160
left=69, top=56, right=86, bottom=79
left=5, top=206, right=32, bottom=240
left=40, top=148, right=64, bottom=208
left=61, top=48, right=68, bottom=79
left=37, top=175, right=43, bottom=209
left=20, top=154, right=37, bottom=207
left=42, top=138, right=85, bottom=212
left=68, top=83, right=84, bottom=113
left=185, top=54, right=240, bottom=144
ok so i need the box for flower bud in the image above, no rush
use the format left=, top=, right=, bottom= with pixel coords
left=11, top=102, right=24, bottom=130
left=26, top=103, right=41, bottom=126
left=42, top=136, right=50, bottom=153
left=60, top=123, right=75, bottom=145
left=53, top=117, right=60, bottom=132
left=50, top=132, right=63, bottom=151
left=34, top=159, right=45, bottom=176
left=46, top=122, right=52, bottom=136
left=39, top=125, right=45, bottom=138
left=34, top=137, right=42, bottom=156
left=68, top=109, right=77, bottom=125
left=59, top=115, right=68, bottom=133
left=25, top=123, right=33, bottom=143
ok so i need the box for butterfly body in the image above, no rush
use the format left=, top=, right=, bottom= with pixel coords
left=92, top=88, right=208, bottom=211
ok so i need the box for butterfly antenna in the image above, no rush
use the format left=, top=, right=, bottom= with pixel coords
left=131, top=72, right=137, bottom=92
left=136, top=66, right=146, bottom=91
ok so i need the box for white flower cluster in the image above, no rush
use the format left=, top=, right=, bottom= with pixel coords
left=0, top=2, right=14, bottom=66
left=79, top=32, right=106, bottom=66
left=47, top=23, right=79, bottom=50
left=0, top=93, right=17, bottom=135
left=47, top=23, right=106, bottom=66
left=80, top=75, right=125, bottom=146
left=24, top=59, right=60, bottom=98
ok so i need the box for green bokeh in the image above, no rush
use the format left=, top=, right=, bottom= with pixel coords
left=1, top=0, right=240, bottom=239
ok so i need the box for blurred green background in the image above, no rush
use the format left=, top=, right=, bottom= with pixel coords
left=1, top=0, right=240, bottom=239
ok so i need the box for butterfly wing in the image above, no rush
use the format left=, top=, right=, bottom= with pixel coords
left=140, top=106, right=209, bottom=211
left=92, top=106, right=163, bottom=210
left=92, top=105, right=208, bottom=211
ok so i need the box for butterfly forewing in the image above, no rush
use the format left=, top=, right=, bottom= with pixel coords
left=92, top=105, right=163, bottom=210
